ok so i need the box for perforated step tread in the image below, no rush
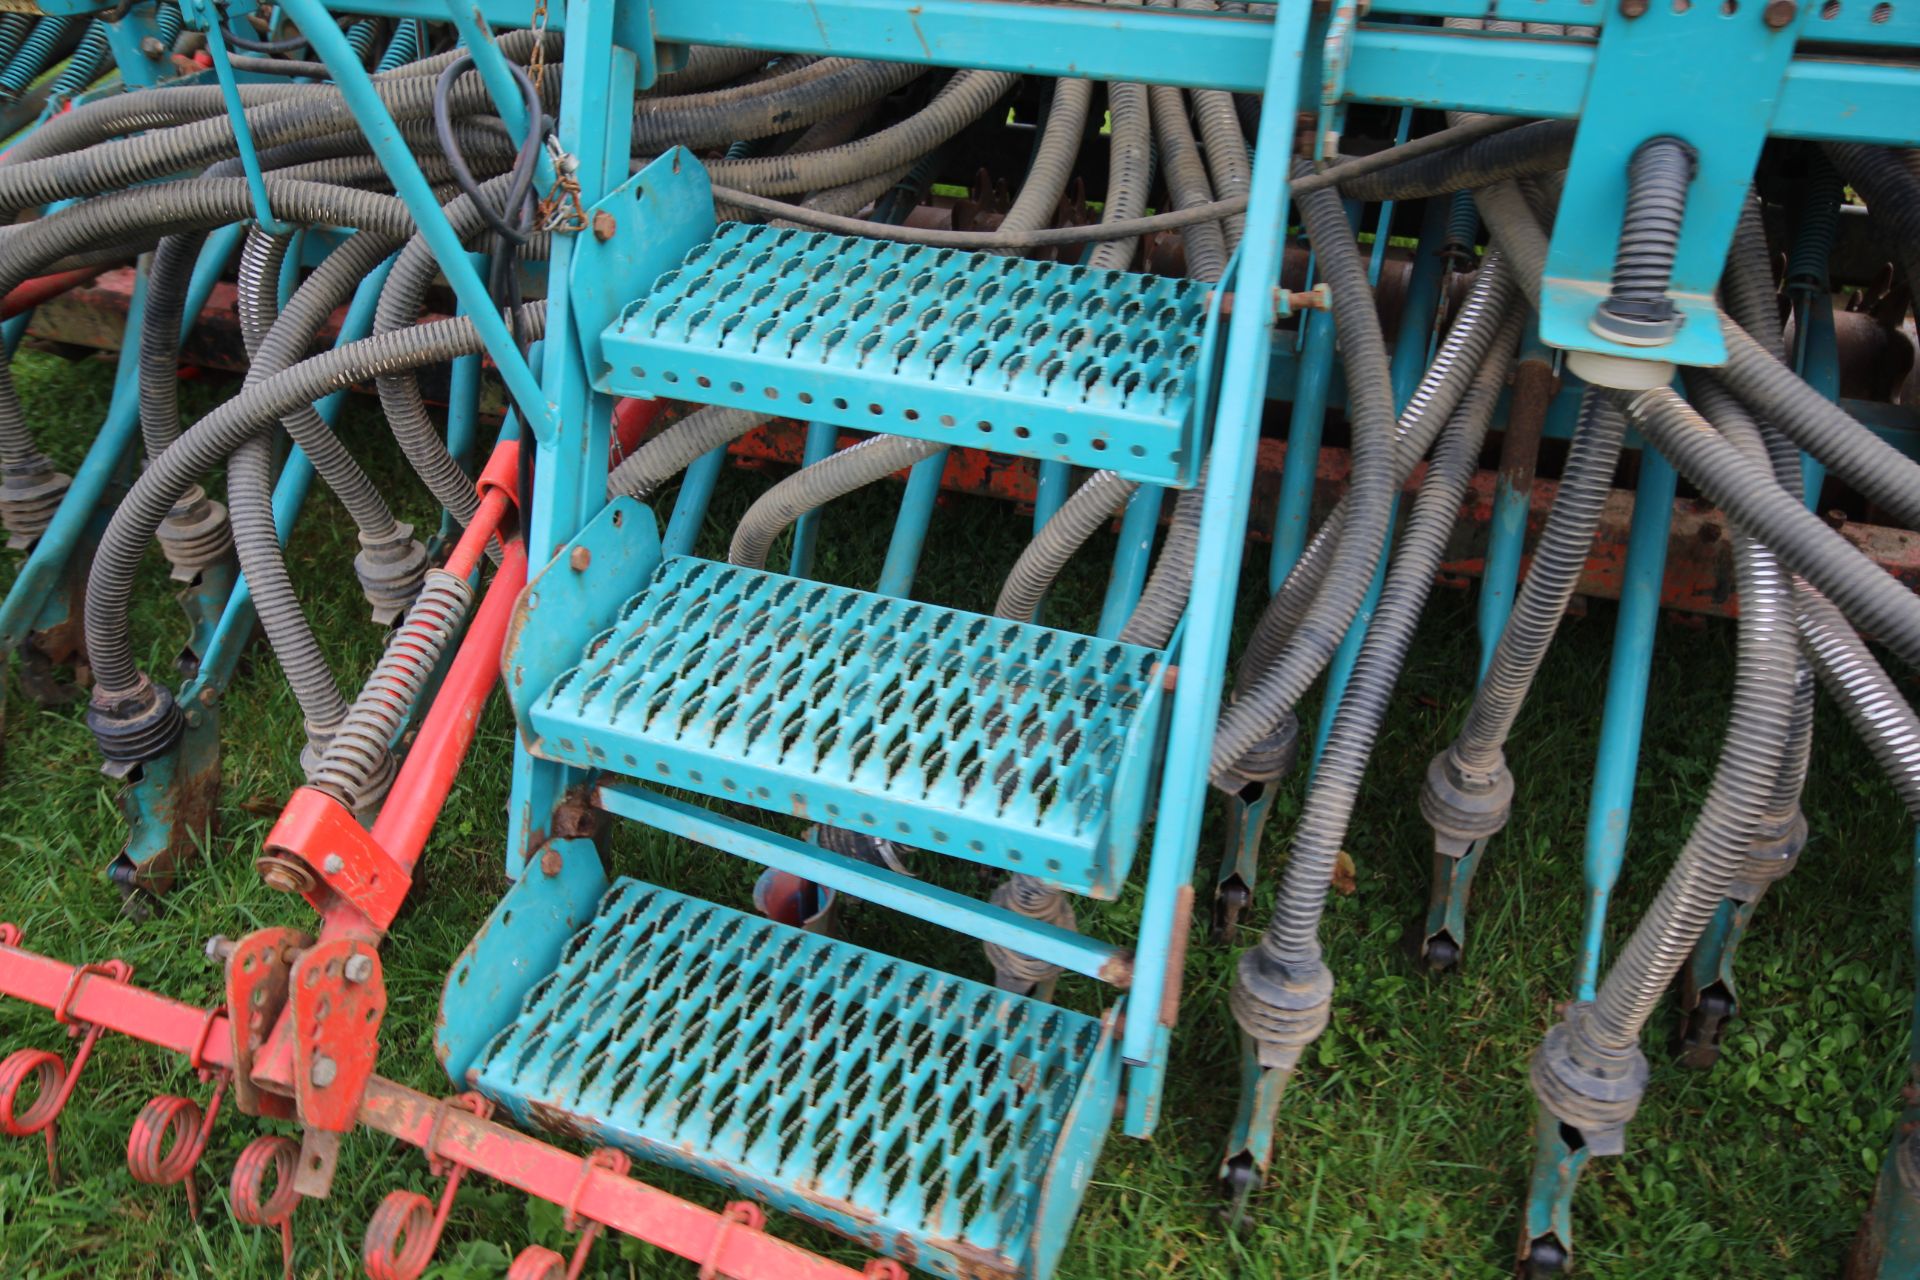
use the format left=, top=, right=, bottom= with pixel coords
left=598, top=222, right=1210, bottom=485
left=469, top=878, right=1118, bottom=1280
left=524, top=556, right=1169, bottom=896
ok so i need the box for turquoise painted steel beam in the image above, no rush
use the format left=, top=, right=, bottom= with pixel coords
left=661, top=444, right=726, bottom=559
left=1034, top=460, right=1070, bottom=533
left=1479, top=334, right=1554, bottom=678
left=1269, top=305, right=1337, bottom=593
left=1098, top=483, right=1165, bottom=639
left=1123, top=0, right=1310, bottom=1068
left=593, top=781, right=1132, bottom=984
left=504, top=0, right=633, bottom=880
left=1575, top=446, right=1677, bottom=1001
left=274, top=0, right=555, bottom=443
left=878, top=446, right=948, bottom=599
left=445, top=353, right=482, bottom=475
left=787, top=421, right=839, bottom=577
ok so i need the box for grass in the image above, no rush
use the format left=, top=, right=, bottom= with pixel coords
left=0, top=344, right=1912, bottom=1279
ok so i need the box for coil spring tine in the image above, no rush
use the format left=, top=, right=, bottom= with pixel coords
left=0, top=956, right=133, bottom=1185
left=507, top=1244, right=566, bottom=1280
left=362, top=1092, right=493, bottom=1280
left=0, top=1049, right=65, bottom=1183
left=231, top=1134, right=301, bottom=1280
left=127, top=1071, right=226, bottom=1217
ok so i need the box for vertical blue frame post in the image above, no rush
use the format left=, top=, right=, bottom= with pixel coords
left=503, top=0, right=635, bottom=878
left=1121, top=0, right=1311, bottom=1104
left=878, top=447, right=949, bottom=599
left=1573, top=446, right=1676, bottom=999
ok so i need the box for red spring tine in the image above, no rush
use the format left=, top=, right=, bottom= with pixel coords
left=364, top=1093, right=495, bottom=1280
left=698, top=1202, right=768, bottom=1280
left=1, top=958, right=134, bottom=1183
left=552, top=1148, right=632, bottom=1280
left=0, top=923, right=21, bottom=947
left=862, top=1262, right=911, bottom=1280
left=126, top=1007, right=232, bottom=1215
left=506, top=1245, right=567, bottom=1280
left=363, top=1188, right=440, bottom=1280
left=231, top=1134, right=301, bottom=1280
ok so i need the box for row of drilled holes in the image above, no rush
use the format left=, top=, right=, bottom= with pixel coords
left=629, top=365, right=1170, bottom=458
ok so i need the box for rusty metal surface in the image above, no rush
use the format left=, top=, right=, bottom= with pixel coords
left=225, top=927, right=310, bottom=1118
left=288, top=938, right=385, bottom=1133
left=0, top=925, right=894, bottom=1280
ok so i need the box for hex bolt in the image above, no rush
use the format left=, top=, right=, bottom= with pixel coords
left=570, top=546, right=593, bottom=571
left=343, top=954, right=374, bottom=984
left=592, top=211, right=617, bottom=242
left=309, top=1055, right=338, bottom=1088
left=204, top=936, right=234, bottom=964
left=1762, top=0, right=1797, bottom=24
left=323, top=854, right=346, bottom=875
left=140, top=35, right=166, bottom=58
left=1620, top=0, right=1648, bottom=14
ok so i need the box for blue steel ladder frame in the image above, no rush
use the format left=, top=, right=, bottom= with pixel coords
left=205, top=0, right=1920, bottom=1272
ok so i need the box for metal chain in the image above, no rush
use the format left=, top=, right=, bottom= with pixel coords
left=528, top=0, right=549, bottom=95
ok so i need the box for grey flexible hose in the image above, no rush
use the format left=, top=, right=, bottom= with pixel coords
left=227, top=226, right=413, bottom=738
left=1717, top=319, right=1920, bottom=531
left=1234, top=250, right=1520, bottom=684
left=235, top=226, right=399, bottom=540
left=1001, top=77, right=1090, bottom=236
left=1087, top=79, right=1155, bottom=272
left=1449, top=391, right=1630, bottom=779
left=1240, top=309, right=1518, bottom=1004
left=1583, top=397, right=1798, bottom=1046
left=632, top=57, right=924, bottom=152
left=707, top=69, right=1016, bottom=196
left=1797, top=584, right=1920, bottom=820
left=995, top=471, right=1138, bottom=621
left=1337, top=119, right=1574, bottom=204
left=1177, top=0, right=1249, bottom=251
left=728, top=434, right=944, bottom=568
left=1823, top=142, right=1920, bottom=299
left=85, top=304, right=549, bottom=705
left=1622, top=386, right=1920, bottom=668
left=0, top=177, right=411, bottom=474
left=607, top=407, right=767, bottom=501
left=1207, top=167, right=1414, bottom=778
left=138, top=230, right=212, bottom=461
left=372, top=171, right=531, bottom=529
left=1594, top=137, right=1693, bottom=336
left=309, top=569, right=473, bottom=803
left=1118, top=465, right=1205, bottom=651
left=1711, top=215, right=1815, bottom=824
left=1532, top=397, right=1800, bottom=1144
left=648, top=46, right=773, bottom=97
left=1150, top=84, right=1228, bottom=285
left=0, top=48, right=558, bottom=215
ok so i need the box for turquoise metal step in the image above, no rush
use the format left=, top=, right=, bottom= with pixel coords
left=469, top=878, right=1123, bottom=1280
left=597, top=222, right=1211, bottom=486
left=523, top=555, right=1169, bottom=898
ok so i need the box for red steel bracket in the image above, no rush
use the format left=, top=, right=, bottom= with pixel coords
left=225, top=926, right=309, bottom=1118
left=289, top=938, right=386, bottom=1133
left=263, top=787, right=412, bottom=930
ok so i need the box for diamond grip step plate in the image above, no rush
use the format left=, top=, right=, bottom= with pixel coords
left=597, top=223, right=1210, bottom=485
left=526, top=556, right=1169, bottom=897
left=470, top=878, right=1121, bottom=1280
